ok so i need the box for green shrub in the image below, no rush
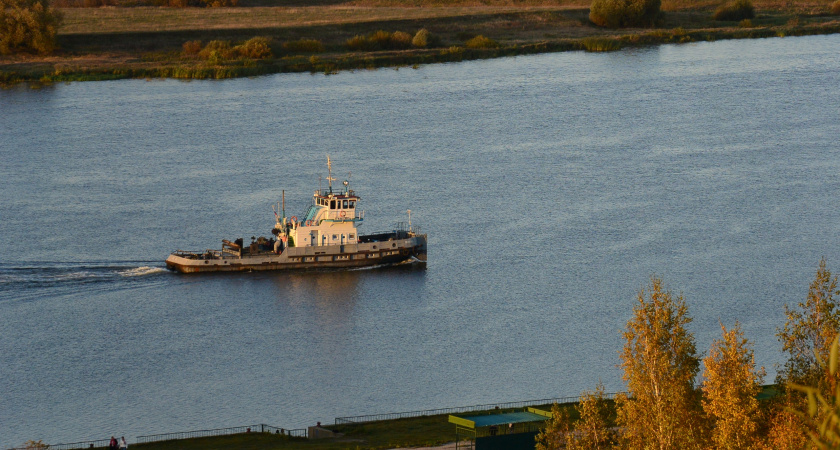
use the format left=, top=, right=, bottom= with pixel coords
left=713, top=0, right=754, bottom=21
left=412, top=28, right=433, bottom=48
left=464, top=35, right=499, bottom=49
left=739, top=18, right=753, bottom=27
left=182, top=40, right=202, bottom=55
left=344, top=30, right=413, bottom=51
left=832, top=0, right=840, bottom=15
left=0, top=0, right=63, bottom=55
left=345, top=35, right=368, bottom=51
left=589, top=0, right=661, bottom=28
left=199, top=40, right=233, bottom=62
left=282, top=39, right=325, bottom=53
left=368, top=30, right=393, bottom=48
left=391, top=31, right=412, bottom=48
left=234, top=37, right=272, bottom=59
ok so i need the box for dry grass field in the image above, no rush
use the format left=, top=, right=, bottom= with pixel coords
left=1, top=0, right=839, bottom=84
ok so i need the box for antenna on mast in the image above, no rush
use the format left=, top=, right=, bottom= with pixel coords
left=326, top=155, right=335, bottom=193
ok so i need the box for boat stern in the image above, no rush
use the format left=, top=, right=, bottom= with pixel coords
left=412, top=233, right=428, bottom=261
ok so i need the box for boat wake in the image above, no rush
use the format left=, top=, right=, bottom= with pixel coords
left=0, top=261, right=169, bottom=301
left=117, top=266, right=168, bottom=277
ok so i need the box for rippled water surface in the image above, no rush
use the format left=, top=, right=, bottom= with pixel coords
left=2, top=34, right=840, bottom=447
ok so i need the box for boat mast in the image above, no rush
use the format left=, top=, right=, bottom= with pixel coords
left=282, top=190, right=286, bottom=223
left=326, top=155, right=335, bottom=194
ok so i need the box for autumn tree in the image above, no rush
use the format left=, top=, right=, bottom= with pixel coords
left=535, top=382, right=616, bottom=450
left=791, top=335, right=840, bottom=449
left=702, top=321, right=765, bottom=450
left=777, top=258, right=840, bottom=394
left=573, top=382, right=616, bottom=449
left=0, top=0, right=62, bottom=55
left=535, top=403, right=574, bottom=450
left=616, top=277, right=704, bottom=450
left=766, top=258, right=840, bottom=448
left=763, top=396, right=811, bottom=450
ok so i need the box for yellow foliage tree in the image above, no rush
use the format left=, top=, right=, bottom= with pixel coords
left=766, top=258, right=840, bottom=448
left=0, top=0, right=62, bottom=55
left=535, top=403, right=573, bottom=450
left=574, top=382, right=616, bottom=449
left=763, top=400, right=810, bottom=450
left=792, top=336, right=840, bottom=449
left=535, top=382, right=616, bottom=450
left=702, top=321, right=765, bottom=449
left=616, top=277, right=704, bottom=450
left=778, top=258, right=840, bottom=395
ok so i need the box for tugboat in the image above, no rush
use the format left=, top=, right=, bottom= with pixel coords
left=165, top=158, right=427, bottom=274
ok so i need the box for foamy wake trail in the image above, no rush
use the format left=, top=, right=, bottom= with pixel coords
left=117, top=266, right=167, bottom=277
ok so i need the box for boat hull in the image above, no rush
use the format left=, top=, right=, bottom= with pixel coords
left=166, top=234, right=427, bottom=274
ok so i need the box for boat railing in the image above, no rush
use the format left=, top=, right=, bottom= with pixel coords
left=316, top=188, right=356, bottom=197
left=171, top=250, right=226, bottom=260
left=393, top=222, right=421, bottom=235
left=359, top=226, right=423, bottom=243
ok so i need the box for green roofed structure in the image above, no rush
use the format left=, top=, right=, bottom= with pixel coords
left=449, top=407, right=551, bottom=450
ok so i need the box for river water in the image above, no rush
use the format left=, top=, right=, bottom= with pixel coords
left=1, top=34, right=839, bottom=447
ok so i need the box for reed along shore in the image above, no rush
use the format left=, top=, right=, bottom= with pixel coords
left=2, top=0, right=839, bottom=85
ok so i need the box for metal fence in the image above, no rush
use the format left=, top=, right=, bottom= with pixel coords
left=334, top=392, right=622, bottom=425
left=135, top=424, right=307, bottom=444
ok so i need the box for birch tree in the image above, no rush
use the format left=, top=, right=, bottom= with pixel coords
left=702, top=321, right=764, bottom=450
left=535, top=403, right=573, bottom=450
left=535, top=382, right=616, bottom=450
left=777, top=258, right=840, bottom=394
left=766, top=258, right=840, bottom=449
left=574, top=382, right=616, bottom=449
left=616, top=277, right=704, bottom=450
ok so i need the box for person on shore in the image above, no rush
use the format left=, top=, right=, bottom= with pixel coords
left=119, top=436, right=127, bottom=450
left=109, top=436, right=117, bottom=450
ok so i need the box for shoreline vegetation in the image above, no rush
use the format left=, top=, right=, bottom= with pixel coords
left=1, top=0, right=840, bottom=85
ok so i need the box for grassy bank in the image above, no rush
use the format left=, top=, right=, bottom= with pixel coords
left=65, top=386, right=778, bottom=449
left=128, top=403, right=571, bottom=450
left=1, top=0, right=839, bottom=85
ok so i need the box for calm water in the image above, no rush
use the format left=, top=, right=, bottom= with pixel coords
left=2, top=34, right=840, bottom=447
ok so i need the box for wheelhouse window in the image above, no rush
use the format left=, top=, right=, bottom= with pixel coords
left=349, top=201, right=355, bottom=209
left=343, top=200, right=348, bottom=209
left=330, top=200, right=336, bottom=209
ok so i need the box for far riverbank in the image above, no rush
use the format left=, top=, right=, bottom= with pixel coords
left=2, top=0, right=839, bottom=85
